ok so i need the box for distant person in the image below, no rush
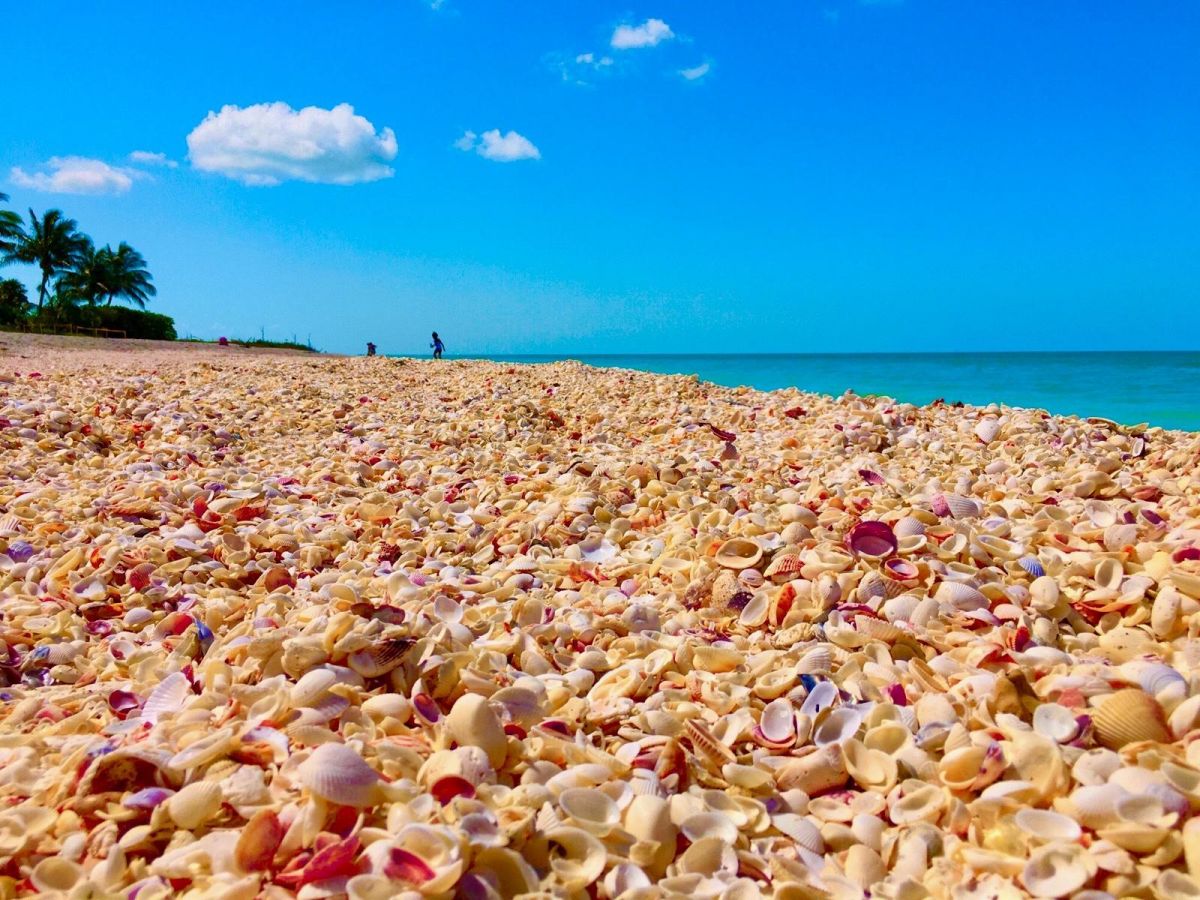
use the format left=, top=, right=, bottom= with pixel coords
left=431, top=332, right=445, bottom=360
left=366, top=342, right=376, bottom=357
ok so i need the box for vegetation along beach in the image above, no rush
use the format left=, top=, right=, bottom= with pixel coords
left=2, top=337, right=1200, bottom=897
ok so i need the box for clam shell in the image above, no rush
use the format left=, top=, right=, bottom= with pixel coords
left=757, top=698, right=797, bottom=746
left=763, top=552, right=803, bottom=583
left=1022, top=844, right=1094, bottom=898
left=143, top=671, right=192, bottom=724
left=847, top=520, right=898, bottom=558
left=842, top=739, right=898, bottom=791
left=933, top=580, right=988, bottom=611
left=297, top=742, right=382, bottom=806
left=1093, top=689, right=1172, bottom=749
left=812, top=707, right=864, bottom=747
left=348, top=638, right=412, bottom=678
left=714, top=538, right=762, bottom=570
left=1014, top=808, right=1082, bottom=843
left=893, top=516, right=927, bottom=538
left=543, top=826, right=607, bottom=891
left=1017, top=556, right=1045, bottom=578
left=558, top=787, right=619, bottom=833
left=799, top=680, right=838, bottom=716
left=973, top=418, right=1001, bottom=444
left=235, top=809, right=285, bottom=872
left=167, top=780, right=224, bottom=830
left=1032, top=703, right=1080, bottom=743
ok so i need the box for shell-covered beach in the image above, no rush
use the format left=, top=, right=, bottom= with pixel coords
left=3, top=338, right=1200, bottom=900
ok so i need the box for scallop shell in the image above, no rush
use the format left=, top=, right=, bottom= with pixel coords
left=714, top=538, right=762, bottom=570
left=297, top=742, right=382, bottom=806
left=796, top=646, right=833, bottom=676
left=142, top=671, right=192, bottom=724
left=973, top=418, right=1001, bottom=444
left=942, top=494, right=983, bottom=519
left=847, top=520, right=898, bottom=558
left=1017, top=556, right=1045, bottom=578
left=1093, top=689, right=1172, bottom=749
left=893, top=516, right=927, bottom=538
left=763, top=552, right=803, bottom=583
left=348, top=638, right=412, bottom=678
left=684, top=719, right=735, bottom=768
left=933, top=580, right=988, bottom=611
left=167, top=780, right=224, bottom=830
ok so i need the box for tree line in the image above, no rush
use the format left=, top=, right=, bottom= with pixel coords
left=0, top=192, right=157, bottom=330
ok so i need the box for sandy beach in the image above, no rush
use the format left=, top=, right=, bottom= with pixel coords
left=3, top=334, right=1200, bottom=898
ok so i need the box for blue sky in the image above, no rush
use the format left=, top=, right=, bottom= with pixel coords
left=2, top=1, right=1197, bottom=355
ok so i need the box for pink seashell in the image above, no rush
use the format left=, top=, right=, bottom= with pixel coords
left=883, top=558, right=920, bottom=582
left=859, top=469, right=885, bottom=486
left=847, top=521, right=898, bottom=558
left=756, top=698, right=798, bottom=746
left=108, top=690, right=141, bottom=718
left=412, top=693, right=440, bottom=725
left=931, top=494, right=951, bottom=517
left=384, top=847, right=436, bottom=884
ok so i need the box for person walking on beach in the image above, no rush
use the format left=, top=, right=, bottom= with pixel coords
left=366, top=341, right=376, bottom=357
left=431, top=332, right=445, bottom=359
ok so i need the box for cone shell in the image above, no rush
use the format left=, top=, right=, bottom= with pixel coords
left=1093, top=689, right=1172, bottom=749
left=297, top=742, right=382, bottom=807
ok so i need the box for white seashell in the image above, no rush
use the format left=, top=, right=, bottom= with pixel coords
left=558, top=788, right=619, bottom=834
left=812, top=707, right=864, bottom=747
left=168, top=727, right=235, bottom=772
left=297, top=742, right=381, bottom=807
left=290, top=669, right=337, bottom=708
left=1022, top=844, right=1094, bottom=898
left=167, top=781, right=224, bottom=830
left=772, top=813, right=824, bottom=852
left=799, top=681, right=838, bottom=717
left=680, top=811, right=739, bottom=845
left=143, top=672, right=192, bottom=725
left=933, top=581, right=988, bottom=611
left=1066, top=783, right=1128, bottom=829
left=973, top=418, right=1001, bottom=444
left=1014, top=808, right=1081, bottom=843
left=758, top=698, right=797, bottom=745
left=1032, top=703, right=1080, bottom=743
left=893, top=516, right=926, bottom=538
left=445, top=694, right=508, bottom=768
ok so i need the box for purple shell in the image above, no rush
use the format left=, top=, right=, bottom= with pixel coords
left=858, top=469, right=885, bottom=486
left=1142, top=509, right=1164, bottom=526
left=5, top=540, right=34, bottom=562
left=930, top=494, right=951, bottom=517
left=123, top=787, right=175, bottom=810
left=1018, top=556, right=1045, bottom=578
left=847, top=520, right=898, bottom=557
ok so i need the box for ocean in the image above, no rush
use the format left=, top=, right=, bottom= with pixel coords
left=464, top=352, right=1200, bottom=432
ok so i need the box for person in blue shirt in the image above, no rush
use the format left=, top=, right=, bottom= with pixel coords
left=431, top=332, right=445, bottom=359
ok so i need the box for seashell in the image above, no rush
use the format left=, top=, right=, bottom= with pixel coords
left=772, top=813, right=823, bottom=852
left=1118, top=660, right=1188, bottom=706
left=235, top=809, right=285, bottom=872
left=1022, top=844, right=1095, bottom=898
left=847, top=520, right=898, bottom=558
left=934, top=581, right=988, bottom=611
left=775, top=744, right=849, bottom=794
left=624, top=795, right=676, bottom=876
left=973, top=418, right=1001, bottom=444
left=710, top=570, right=751, bottom=611
left=429, top=775, right=476, bottom=805
left=893, top=516, right=927, bottom=538
left=1093, top=689, right=1172, bottom=749
left=938, top=743, right=1004, bottom=792
left=764, top=552, right=803, bottom=583
left=714, top=537, right=763, bottom=570
left=446, top=693, right=508, bottom=768
left=558, top=787, right=619, bottom=834
left=1032, top=703, right=1081, bottom=743
left=1015, top=808, right=1082, bottom=843
left=842, top=739, right=898, bottom=791
left=348, top=638, right=413, bottom=678
left=755, top=698, right=797, bottom=747
left=799, top=680, right=838, bottom=716
left=168, top=727, right=236, bottom=772
left=677, top=835, right=737, bottom=877
left=684, top=719, right=735, bottom=768
left=297, top=742, right=382, bottom=806
left=543, top=826, right=607, bottom=891
left=796, top=645, right=832, bottom=676
left=291, top=669, right=338, bottom=708
left=883, top=557, right=920, bottom=582
left=142, top=671, right=192, bottom=724
left=1017, top=556, right=1045, bottom=578
left=167, top=780, right=224, bottom=830
left=812, top=707, right=864, bottom=747
left=31, top=858, right=83, bottom=894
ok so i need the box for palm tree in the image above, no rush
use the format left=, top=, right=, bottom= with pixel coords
left=5, top=209, right=89, bottom=309
left=0, top=193, right=24, bottom=265
left=100, top=242, right=156, bottom=308
left=57, top=238, right=107, bottom=307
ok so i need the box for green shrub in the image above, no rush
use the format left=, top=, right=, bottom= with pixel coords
left=93, top=306, right=177, bottom=340
left=0, top=279, right=31, bottom=327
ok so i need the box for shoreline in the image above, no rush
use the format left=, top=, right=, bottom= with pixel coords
left=2, top=335, right=1199, bottom=895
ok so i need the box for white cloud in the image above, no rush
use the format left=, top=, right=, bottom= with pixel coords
left=455, top=129, right=541, bottom=162
left=679, top=61, right=711, bottom=81
left=9, top=156, right=140, bottom=195
left=611, top=18, right=674, bottom=49
left=129, top=150, right=178, bottom=168
left=575, top=52, right=613, bottom=67
left=186, top=102, right=398, bottom=186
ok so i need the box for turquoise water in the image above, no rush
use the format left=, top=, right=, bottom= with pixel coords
left=463, top=353, right=1200, bottom=432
